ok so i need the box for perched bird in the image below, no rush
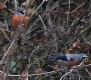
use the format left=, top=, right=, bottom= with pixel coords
left=43, top=53, right=88, bottom=68
left=11, top=7, right=28, bottom=46
left=11, top=7, right=28, bottom=30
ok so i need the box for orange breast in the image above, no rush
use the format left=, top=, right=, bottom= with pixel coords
left=68, top=60, right=79, bottom=67
left=11, top=15, right=28, bottom=28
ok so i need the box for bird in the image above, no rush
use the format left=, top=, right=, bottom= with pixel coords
left=43, top=53, right=88, bottom=68
left=11, top=7, right=28, bottom=46
left=11, top=7, right=28, bottom=30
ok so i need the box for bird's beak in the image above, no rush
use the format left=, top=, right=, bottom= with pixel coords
left=84, top=58, right=89, bottom=63
left=22, top=10, right=26, bottom=13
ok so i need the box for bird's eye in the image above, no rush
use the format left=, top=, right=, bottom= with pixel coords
left=82, top=56, right=87, bottom=59
left=19, top=10, right=25, bottom=14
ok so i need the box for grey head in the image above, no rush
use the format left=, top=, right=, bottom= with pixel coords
left=79, top=53, right=87, bottom=60
left=14, top=7, right=25, bottom=15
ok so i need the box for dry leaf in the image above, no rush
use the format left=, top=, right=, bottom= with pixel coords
left=35, top=68, right=41, bottom=74
left=27, top=8, right=34, bottom=15
left=3, top=46, right=7, bottom=52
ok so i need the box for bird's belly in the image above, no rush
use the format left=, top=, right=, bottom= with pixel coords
left=68, top=61, right=79, bottom=67
left=57, top=60, right=79, bottom=67
left=11, top=15, right=28, bottom=28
